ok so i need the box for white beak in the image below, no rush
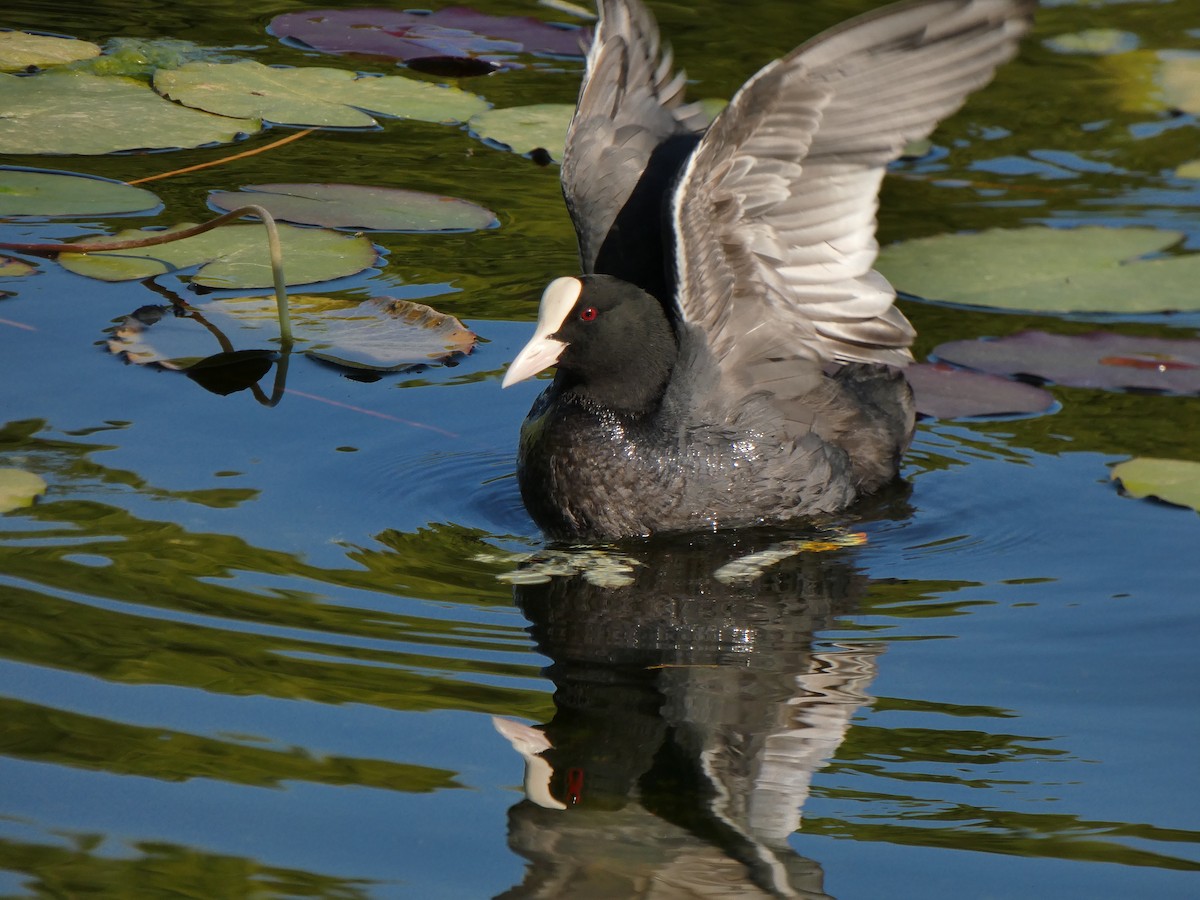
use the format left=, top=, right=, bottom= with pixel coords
left=502, top=277, right=582, bottom=388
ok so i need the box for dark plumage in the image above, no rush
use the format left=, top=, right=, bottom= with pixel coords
left=504, top=0, right=1035, bottom=540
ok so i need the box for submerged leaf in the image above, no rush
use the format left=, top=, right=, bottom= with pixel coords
left=0, top=71, right=261, bottom=155
left=59, top=222, right=376, bottom=288
left=469, top=104, right=573, bottom=160
left=877, top=226, right=1200, bottom=313
left=1043, top=29, right=1137, bottom=56
left=0, top=467, right=48, bottom=513
left=0, top=168, right=160, bottom=217
left=155, top=61, right=488, bottom=127
left=933, top=331, right=1200, bottom=394
left=0, top=31, right=101, bottom=72
left=906, top=362, right=1056, bottom=419
left=1111, top=457, right=1200, bottom=513
left=209, top=183, right=498, bottom=232
left=268, top=7, right=588, bottom=66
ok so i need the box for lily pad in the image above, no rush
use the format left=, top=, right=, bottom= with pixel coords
left=1161, top=52, right=1200, bottom=114
left=1111, top=457, right=1200, bottom=513
left=0, top=31, right=101, bottom=72
left=59, top=222, right=376, bottom=289
left=877, top=226, right=1200, bottom=313
left=269, top=7, right=587, bottom=68
left=208, top=183, right=498, bottom=232
left=0, top=467, right=48, bottom=513
left=1177, top=160, right=1200, bottom=180
left=107, top=295, right=476, bottom=371
left=905, top=362, right=1057, bottom=419
left=1, top=256, right=38, bottom=278
left=0, top=169, right=160, bottom=217
left=468, top=104, right=574, bottom=161
left=932, top=331, right=1200, bottom=394
left=0, top=71, right=261, bottom=155
left=155, top=60, right=488, bottom=128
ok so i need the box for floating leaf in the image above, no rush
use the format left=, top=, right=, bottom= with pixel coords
left=932, top=331, right=1200, bottom=394
left=155, top=61, right=488, bottom=128
left=107, top=295, right=475, bottom=372
left=1111, top=457, right=1200, bottom=513
left=0, top=71, right=261, bottom=155
left=0, top=169, right=160, bottom=217
left=905, top=362, right=1057, bottom=419
left=1, top=256, right=38, bottom=278
left=0, top=467, right=48, bottom=513
left=1161, top=52, right=1200, bottom=114
left=268, top=7, right=587, bottom=67
left=469, top=104, right=573, bottom=160
left=877, top=226, right=1200, bottom=313
left=0, top=31, right=101, bottom=72
left=59, top=222, right=376, bottom=288
left=306, top=296, right=477, bottom=370
left=1043, top=29, right=1138, bottom=56
left=208, top=183, right=498, bottom=232
left=1177, top=160, right=1200, bottom=180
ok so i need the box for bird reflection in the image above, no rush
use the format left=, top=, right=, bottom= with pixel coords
left=494, top=509, right=906, bottom=899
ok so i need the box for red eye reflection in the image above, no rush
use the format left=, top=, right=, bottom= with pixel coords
left=579, top=306, right=598, bottom=322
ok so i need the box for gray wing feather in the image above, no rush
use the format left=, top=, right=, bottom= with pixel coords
left=561, top=0, right=706, bottom=274
left=671, top=0, right=1036, bottom=375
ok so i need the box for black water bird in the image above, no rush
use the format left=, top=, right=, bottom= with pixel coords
left=503, top=0, right=1035, bottom=540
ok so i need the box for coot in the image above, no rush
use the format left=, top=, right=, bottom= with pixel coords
left=503, top=0, right=1035, bottom=540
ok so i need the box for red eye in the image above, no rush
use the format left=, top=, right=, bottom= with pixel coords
left=579, top=306, right=598, bottom=322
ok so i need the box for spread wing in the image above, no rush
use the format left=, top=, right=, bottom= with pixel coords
left=671, top=0, right=1035, bottom=383
left=561, top=0, right=707, bottom=286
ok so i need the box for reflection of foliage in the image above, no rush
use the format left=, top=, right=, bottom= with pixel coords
left=0, top=696, right=458, bottom=792
left=803, top=795, right=1200, bottom=871
left=0, top=418, right=553, bottom=797
left=0, top=835, right=375, bottom=899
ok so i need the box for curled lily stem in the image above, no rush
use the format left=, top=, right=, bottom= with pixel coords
left=0, top=204, right=293, bottom=350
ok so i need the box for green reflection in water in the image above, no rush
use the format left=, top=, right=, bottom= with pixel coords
left=0, top=697, right=457, bottom=792
left=0, top=834, right=375, bottom=899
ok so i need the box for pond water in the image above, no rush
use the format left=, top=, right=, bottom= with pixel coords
left=2, top=0, right=1199, bottom=897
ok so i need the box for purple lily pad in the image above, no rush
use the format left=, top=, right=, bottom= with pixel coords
left=269, top=7, right=589, bottom=69
left=933, top=331, right=1200, bottom=394
left=906, top=362, right=1057, bottom=419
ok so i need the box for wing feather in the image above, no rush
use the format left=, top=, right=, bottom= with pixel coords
left=671, top=0, right=1036, bottom=380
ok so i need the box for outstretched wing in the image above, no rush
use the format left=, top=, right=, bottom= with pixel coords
left=561, top=0, right=707, bottom=289
left=671, top=0, right=1035, bottom=379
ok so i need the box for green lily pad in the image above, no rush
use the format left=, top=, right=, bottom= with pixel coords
left=0, top=31, right=101, bottom=72
left=1177, top=160, right=1200, bottom=179
left=1, top=256, right=38, bottom=278
left=208, top=183, right=498, bottom=232
left=0, top=71, right=261, bottom=155
left=1111, top=457, right=1200, bottom=513
left=155, top=60, right=489, bottom=128
left=0, top=169, right=160, bottom=217
left=1161, top=52, right=1200, bottom=114
left=59, top=222, right=376, bottom=289
left=877, top=226, right=1200, bottom=313
left=468, top=103, right=574, bottom=161
left=0, top=467, right=48, bottom=512
left=107, top=295, right=476, bottom=372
